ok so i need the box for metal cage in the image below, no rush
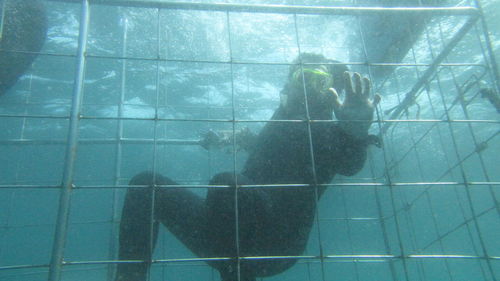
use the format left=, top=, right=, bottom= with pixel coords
left=0, top=0, right=498, bottom=281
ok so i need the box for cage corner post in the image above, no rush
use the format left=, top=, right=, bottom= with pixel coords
left=48, top=1, right=90, bottom=281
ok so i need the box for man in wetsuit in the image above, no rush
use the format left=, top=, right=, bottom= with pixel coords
left=115, top=53, right=381, bottom=281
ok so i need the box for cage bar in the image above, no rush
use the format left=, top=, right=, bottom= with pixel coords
left=47, top=1, right=90, bottom=281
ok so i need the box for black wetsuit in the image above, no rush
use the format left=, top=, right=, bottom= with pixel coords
left=116, top=104, right=372, bottom=281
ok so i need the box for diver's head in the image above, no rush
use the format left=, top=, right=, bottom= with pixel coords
left=281, top=53, right=348, bottom=119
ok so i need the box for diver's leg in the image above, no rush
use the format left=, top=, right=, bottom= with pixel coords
left=115, top=172, right=172, bottom=281
left=153, top=180, right=210, bottom=257
left=206, top=172, right=259, bottom=281
left=220, top=270, right=257, bottom=281
left=115, top=171, right=210, bottom=281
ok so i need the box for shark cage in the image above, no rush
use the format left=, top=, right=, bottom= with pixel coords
left=0, top=0, right=498, bottom=281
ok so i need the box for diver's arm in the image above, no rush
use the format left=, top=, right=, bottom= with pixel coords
left=200, top=127, right=258, bottom=153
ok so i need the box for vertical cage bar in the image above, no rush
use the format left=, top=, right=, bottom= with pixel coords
left=292, top=13, right=326, bottom=281
left=48, top=1, right=89, bottom=281
left=150, top=6, right=162, bottom=281
left=355, top=6, right=398, bottom=280
left=365, top=42, right=411, bottom=281
left=339, top=189, right=361, bottom=281
left=225, top=11, right=243, bottom=281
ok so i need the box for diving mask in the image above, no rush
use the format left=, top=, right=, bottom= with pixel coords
left=292, top=66, right=333, bottom=94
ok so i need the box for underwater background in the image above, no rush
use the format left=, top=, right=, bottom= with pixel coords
left=0, top=0, right=499, bottom=280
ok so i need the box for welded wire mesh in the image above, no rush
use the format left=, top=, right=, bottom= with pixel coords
left=0, top=1, right=498, bottom=281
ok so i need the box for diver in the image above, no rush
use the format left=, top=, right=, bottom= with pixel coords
left=115, top=53, right=381, bottom=281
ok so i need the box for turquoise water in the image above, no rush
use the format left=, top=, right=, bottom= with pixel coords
left=0, top=0, right=499, bottom=280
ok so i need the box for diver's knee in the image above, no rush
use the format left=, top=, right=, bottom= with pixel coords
left=209, top=172, right=251, bottom=186
left=129, top=171, right=174, bottom=186
left=129, top=171, right=154, bottom=185
left=210, top=172, right=235, bottom=185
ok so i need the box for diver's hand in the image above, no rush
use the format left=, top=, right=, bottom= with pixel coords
left=329, top=71, right=381, bottom=139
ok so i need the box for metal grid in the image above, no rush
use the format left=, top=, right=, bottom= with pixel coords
left=0, top=0, right=499, bottom=281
